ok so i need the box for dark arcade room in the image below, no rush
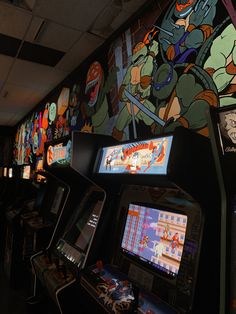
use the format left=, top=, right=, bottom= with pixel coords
left=0, top=0, right=235, bottom=313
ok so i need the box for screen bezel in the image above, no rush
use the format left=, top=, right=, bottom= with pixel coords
left=94, top=135, right=173, bottom=176
left=119, top=202, right=188, bottom=280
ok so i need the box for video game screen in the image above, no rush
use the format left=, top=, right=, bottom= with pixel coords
left=97, top=136, right=173, bottom=175
left=35, top=158, right=46, bottom=182
left=22, top=165, right=31, bottom=179
left=3, top=167, right=7, bottom=177
left=121, top=204, right=188, bottom=278
left=8, top=168, right=13, bottom=178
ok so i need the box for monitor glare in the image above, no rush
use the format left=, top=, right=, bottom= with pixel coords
left=22, top=165, right=31, bottom=179
left=74, top=199, right=102, bottom=252
left=97, top=136, right=173, bottom=175
left=3, top=167, right=7, bottom=177
left=50, top=186, right=65, bottom=215
left=8, top=168, right=13, bottom=178
left=121, top=204, right=188, bottom=278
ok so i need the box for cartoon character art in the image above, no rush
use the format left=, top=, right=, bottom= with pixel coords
left=224, top=111, right=236, bottom=144
left=154, top=241, right=165, bottom=261
left=69, top=84, right=82, bottom=130
left=140, top=235, right=149, bottom=248
left=83, top=61, right=118, bottom=134
left=48, top=102, right=57, bottom=125
left=170, top=232, right=180, bottom=253
left=151, top=62, right=218, bottom=136
left=204, top=23, right=236, bottom=107
left=144, top=140, right=165, bottom=172
left=55, top=115, right=67, bottom=139
left=162, top=223, right=171, bottom=240
left=112, top=29, right=159, bottom=140
left=106, top=155, right=112, bottom=170
left=157, top=0, right=218, bottom=64
left=97, top=278, right=134, bottom=314
left=126, top=152, right=141, bottom=173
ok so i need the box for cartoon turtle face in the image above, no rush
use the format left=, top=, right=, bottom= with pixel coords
left=152, top=63, right=178, bottom=100
left=175, top=0, right=197, bottom=18
left=131, top=42, right=148, bottom=65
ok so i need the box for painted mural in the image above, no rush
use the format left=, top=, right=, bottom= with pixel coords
left=14, top=0, right=236, bottom=165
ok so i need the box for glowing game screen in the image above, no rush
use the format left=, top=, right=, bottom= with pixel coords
left=22, top=165, right=31, bottom=179
left=3, top=168, right=7, bottom=177
left=8, top=168, right=13, bottom=178
left=97, top=136, right=173, bottom=175
left=35, top=159, right=46, bottom=182
left=121, top=204, right=188, bottom=277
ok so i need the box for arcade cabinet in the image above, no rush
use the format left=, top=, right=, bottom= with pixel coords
left=29, top=132, right=116, bottom=312
left=79, top=127, right=221, bottom=314
left=208, top=104, right=236, bottom=314
left=3, top=164, right=39, bottom=288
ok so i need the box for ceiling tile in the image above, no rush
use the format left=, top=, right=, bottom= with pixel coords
left=0, top=2, right=32, bottom=39
left=56, top=32, right=104, bottom=72
left=0, top=55, right=14, bottom=86
left=90, top=9, right=131, bottom=38
left=122, top=0, right=147, bottom=13
left=0, top=83, right=43, bottom=107
left=33, top=0, right=111, bottom=32
left=25, top=17, right=82, bottom=52
left=7, top=59, right=69, bottom=91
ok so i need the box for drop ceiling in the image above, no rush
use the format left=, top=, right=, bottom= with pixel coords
left=0, top=0, right=148, bottom=127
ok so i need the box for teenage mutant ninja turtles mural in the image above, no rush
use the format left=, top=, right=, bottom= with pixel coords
left=14, top=0, right=236, bottom=164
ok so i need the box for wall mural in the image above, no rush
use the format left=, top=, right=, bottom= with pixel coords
left=14, top=0, right=236, bottom=165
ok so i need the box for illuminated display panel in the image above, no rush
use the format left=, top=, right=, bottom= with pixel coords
left=22, top=165, right=31, bottom=179
left=3, top=168, right=7, bottom=177
left=8, top=168, right=13, bottom=178
left=121, top=204, right=188, bottom=278
left=46, top=139, right=71, bottom=168
left=97, top=136, right=173, bottom=175
left=35, top=159, right=46, bottom=182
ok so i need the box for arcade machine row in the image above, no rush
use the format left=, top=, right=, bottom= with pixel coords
left=29, top=131, right=117, bottom=312
left=208, top=104, right=236, bottom=314
left=3, top=164, right=43, bottom=288
left=20, top=135, right=93, bottom=293
left=79, top=126, right=222, bottom=314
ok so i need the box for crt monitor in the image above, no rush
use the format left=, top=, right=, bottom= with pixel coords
left=50, top=186, right=65, bottom=216
left=121, top=203, right=188, bottom=279
left=22, top=165, right=31, bottom=179
left=56, top=189, right=104, bottom=267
